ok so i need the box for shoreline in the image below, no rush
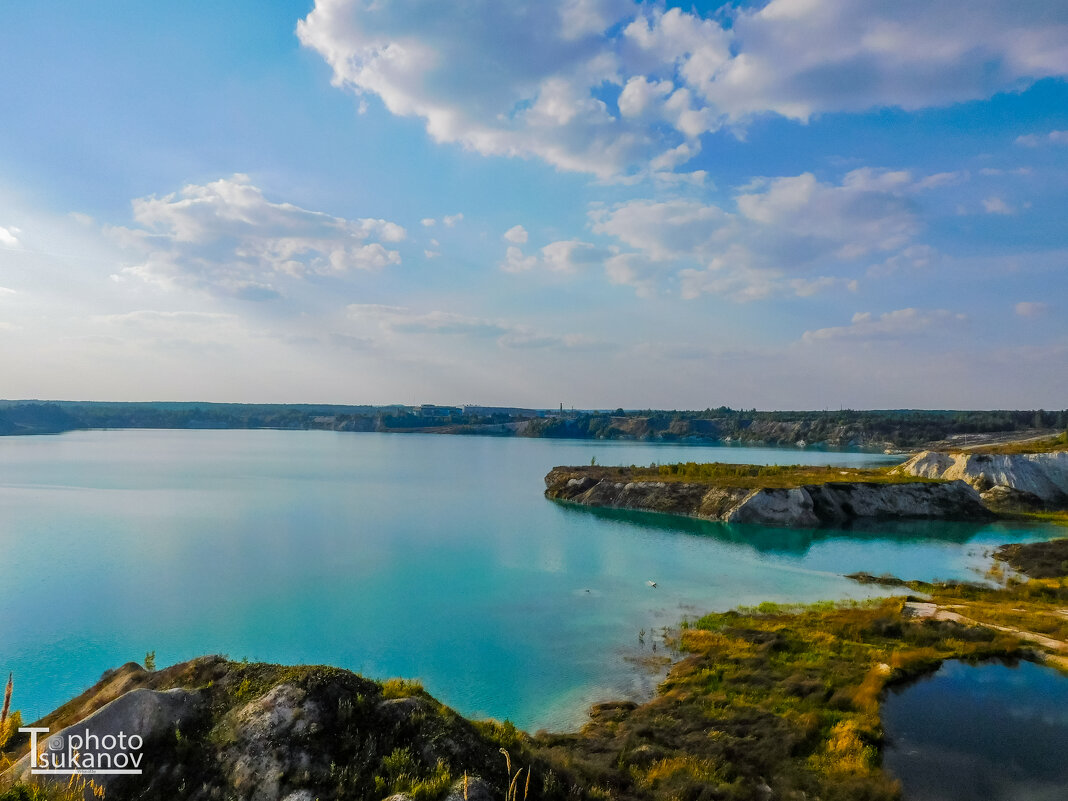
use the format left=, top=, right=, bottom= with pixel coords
left=5, top=540, right=1068, bottom=801
left=2, top=400, right=1061, bottom=453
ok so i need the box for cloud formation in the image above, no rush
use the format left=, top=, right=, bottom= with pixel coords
left=801, top=308, right=967, bottom=343
left=90, top=310, right=255, bottom=352
left=501, top=239, right=611, bottom=274
left=503, top=225, right=528, bottom=244
left=1015, top=130, right=1068, bottom=147
left=346, top=303, right=609, bottom=351
left=586, top=168, right=929, bottom=299
left=1015, top=301, right=1050, bottom=318
left=982, top=196, right=1013, bottom=215
left=0, top=225, right=21, bottom=247
left=299, top=0, right=1068, bottom=176
left=111, top=174, right=406, bottom=299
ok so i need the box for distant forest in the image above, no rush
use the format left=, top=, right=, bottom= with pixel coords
left=1, top=401, right=1065, bottom=449
left=521, top=406, right=1068, bottom=448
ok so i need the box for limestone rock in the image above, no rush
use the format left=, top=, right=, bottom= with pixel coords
left=444, top=776, right=494, bottom=801
left=11, top=687, right=203, bottom=790
left=896, top=451, right=1068, bottom=508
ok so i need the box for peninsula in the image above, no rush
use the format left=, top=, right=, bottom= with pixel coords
left=544, top=435, right=1068, bottom=528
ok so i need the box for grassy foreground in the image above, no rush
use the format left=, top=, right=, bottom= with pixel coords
left=530, top=599, right=1030, bottom=801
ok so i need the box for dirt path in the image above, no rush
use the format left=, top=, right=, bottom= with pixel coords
left=903, top=600, right=1068, bottom=669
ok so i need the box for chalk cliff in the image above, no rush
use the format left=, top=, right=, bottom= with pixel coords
left=894, top=451, right=1068, bottom=509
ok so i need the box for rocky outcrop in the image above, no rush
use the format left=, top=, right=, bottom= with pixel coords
left=544, top=468, right=992, bottom=528
left=9, top=687, right=204, bottom=791
left=894, top=450, right=1068, bottom=509
left=1, top=658, right=514, bottom=801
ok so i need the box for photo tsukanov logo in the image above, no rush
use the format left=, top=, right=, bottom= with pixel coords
left=19, top=726, right=144, bottom=775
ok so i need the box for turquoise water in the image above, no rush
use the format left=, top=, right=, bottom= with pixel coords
left=0, top=430, right=1058, bottom=730
left=882, top=660, right=1068, bottom=800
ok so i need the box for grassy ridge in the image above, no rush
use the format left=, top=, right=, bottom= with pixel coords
left=969, top=431, right=1068, bottom=454
left=574, top=462, right=938, bottom=489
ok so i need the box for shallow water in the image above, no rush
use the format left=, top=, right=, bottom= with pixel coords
left=0, top=430, right=1058, bottom=730
left=882, top=660, right=1068, bottom=801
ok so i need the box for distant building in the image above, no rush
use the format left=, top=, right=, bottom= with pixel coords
left=417, top=404, right=462, bottom=417
left=461, top=406, right=545, bottom=417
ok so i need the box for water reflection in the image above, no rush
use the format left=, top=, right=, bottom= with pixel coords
left=550, top=501, right=1009, bottom=556
left=882, top=659, right=1068, bottom=801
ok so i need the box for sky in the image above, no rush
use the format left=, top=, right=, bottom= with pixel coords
left=0, top=0, right=1065, bottom=409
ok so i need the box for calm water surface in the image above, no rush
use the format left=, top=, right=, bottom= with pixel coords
left=0, top=430, right=1058, bottom=729
left=883, top=660, right=1068, bottom=801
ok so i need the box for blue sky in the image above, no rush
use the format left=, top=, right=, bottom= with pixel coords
left=0, top=0, right=1065, bottom=408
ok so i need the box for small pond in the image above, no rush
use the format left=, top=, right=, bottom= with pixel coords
left=882, top=659, right=1068, bottom=801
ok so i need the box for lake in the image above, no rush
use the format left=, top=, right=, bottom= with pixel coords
left=0, top=429, right=1058, bottom=730
left=883, top=659, right=1068, bottom=800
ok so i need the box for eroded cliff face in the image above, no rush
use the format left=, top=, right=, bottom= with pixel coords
left=895, top=451, right=1068, bottom=509
left=544, top=468, right=992, bottom=528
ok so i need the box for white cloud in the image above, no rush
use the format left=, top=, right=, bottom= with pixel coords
left=299, top=0, right=1068, bottom=176
left=589, top=167, right=928, bottom=299
left=423, top=249, right=441, bottom=259
left=1015, top=130, right=1068, bottom=147
left=0, top=225, right=21, bottom=247
left=346, top=303, right=409, bottom=318
left=602, top=252, right=658, bottom=297
left=1015, top=301, right=1050, bottom=317
left=421, top=217, right=436, bottom=227
left=442, top=213, right=463, bottom=227
left=700, top=1, right=1068, bottom=123
left=982, top=196, right=1013, bottom=215
left=978, top=167, right=1032, bottom=176
left=500, top=239, right=610, bottom=275
left=678, top=266, right=852, bottom=302
left=867, top=244, right=940, bottom=277
left=801, top=308, right=967, bottom=343
left=503, top=225, right=529, bottom=244
left=345, top=302, right=606, bottom=350
left=736, top=170, right=919, bottom=256
left=392, top=311, right=509, bottom=337
left=497, top=330, right=614, bottom=351
left=914, top=171, right=968, bottom=190
left=539, top=240, right=607, bottom=273
left=329, top=332, right=377, bottom=350
left=110, top=174, right=406, bottom=298
left=500, top=245, right=538, bottom=274
left=591, top=198, right=733, bottom=261
left=93, top=310, right=240, bottom=328
left=90, top=310, right=254, bottom=351
left=348, top=304, right=507, bottom=336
